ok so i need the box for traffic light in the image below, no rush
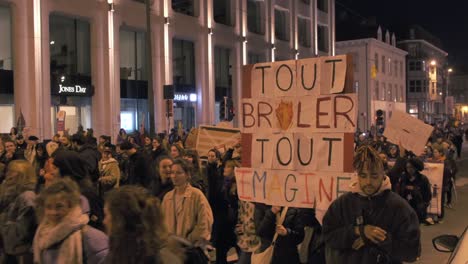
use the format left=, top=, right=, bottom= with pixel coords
left=376, top=109, right=385, bottom=126
left=220, top=100, right=226, bottom=120
left=227, top=98, right=235, bottom=121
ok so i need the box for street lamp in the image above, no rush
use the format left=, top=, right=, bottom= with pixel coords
left=430, top=60, right=437, bottom=66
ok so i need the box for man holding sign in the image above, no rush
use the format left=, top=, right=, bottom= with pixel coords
left=322, top=145, right=420, bottom=264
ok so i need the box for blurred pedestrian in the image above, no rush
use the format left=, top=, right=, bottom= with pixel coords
left=103, top=186, right=183, bottom=264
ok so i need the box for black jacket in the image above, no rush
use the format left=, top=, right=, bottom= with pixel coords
left=77, top=144, right=101, bottom=182
left=322, top=189, right=420, bottom=264
left=255, top=205, right=304, bottom=264
left=397, top=172, right=432, bottom=222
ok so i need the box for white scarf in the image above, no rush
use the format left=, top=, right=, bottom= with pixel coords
left=33, top=206, right=89, bottom=264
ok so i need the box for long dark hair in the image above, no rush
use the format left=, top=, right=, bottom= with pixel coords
left=105, top=186, right=178, bottom=264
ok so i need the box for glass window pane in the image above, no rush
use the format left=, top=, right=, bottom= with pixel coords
left=247, top=0, right=264, bottom=34
left=275, top=9, right=289, bottom=41
left=172, top=0, right=195, bottom=16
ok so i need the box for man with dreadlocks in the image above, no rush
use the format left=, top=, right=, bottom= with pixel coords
left=322, top=145, right=421, bottom=264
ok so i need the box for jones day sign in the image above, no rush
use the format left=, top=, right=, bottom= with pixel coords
left=234, top=55, right=358, bottom=221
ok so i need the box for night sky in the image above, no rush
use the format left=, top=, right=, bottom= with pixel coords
left=336, top=0, right=468, bottom=74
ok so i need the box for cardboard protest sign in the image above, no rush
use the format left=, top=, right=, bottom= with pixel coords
left=195, top=125, right=240, bottom=158
left=238, top=55, right=356, bottom=222
left=235, top=167, right=356, bottom=220
left=184, top=128, right=198, bottom=149
left=56, top=110, right=66, bottom=136
left=384, top=111, right=434, bottom=155
left=423, top=163, right=444, bottom=216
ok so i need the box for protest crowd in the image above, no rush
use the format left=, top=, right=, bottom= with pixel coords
left=0, top=118, right=464, bottom=264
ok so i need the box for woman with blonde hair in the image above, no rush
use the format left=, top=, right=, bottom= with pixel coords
left=104, top=186, right=183, bottom=263
left=33, top=178, right=108, bottom=264
left=0, top=160, right=37, bottom=263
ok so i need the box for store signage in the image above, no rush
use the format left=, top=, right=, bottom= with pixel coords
left=174, top=93, right=197, bottom=102
left=59, top=84, right=87, bottom=94
left=174, top=93, right=189, bottom=101
left=52, top=84, right=94, bottom=96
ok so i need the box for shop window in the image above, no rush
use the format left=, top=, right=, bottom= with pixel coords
left=214, top=0, right=233, bottom=26
left=298, top=17, right=311, bottom=47
left=247, top=0, right=264, bottom=34
left=172, top=0, right=195, bottom=16
left=275, top=8, right=289, bottom=41
left=50, top=15, right=92, bottom=134
left=317, top=25, right=328, bottom=52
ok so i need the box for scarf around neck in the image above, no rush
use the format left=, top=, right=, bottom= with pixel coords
left=33, top=206, right=89, bottom=264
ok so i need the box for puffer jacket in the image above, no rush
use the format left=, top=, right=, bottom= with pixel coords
left=322, top=176, right=421, bottom=264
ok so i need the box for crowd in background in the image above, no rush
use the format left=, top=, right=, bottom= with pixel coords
left=0, top=119, right=465, bottom=263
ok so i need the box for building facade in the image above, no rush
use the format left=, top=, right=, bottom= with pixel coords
left=336, top=29, right=407, bottom=131
left=0, top=0, right=335, bottom=140
left=398, top=26, right=449, bottom=123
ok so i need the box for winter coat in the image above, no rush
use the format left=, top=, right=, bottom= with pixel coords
left=161, top=185, right=214, bottom=243
left=254, top=205, right=305, bottom=264
left=1, top=190, right=37, bottom=256
left=322, top=176, right=421, bottom=264
left=77, top=145, right=101, bottom=182
left=33, top=206, right=108, bottom=264
left=212, top=176, right=238, bottom=246
left=98, top=158, right=121, bottom=191
left=397, top=172, right=432, bottom=222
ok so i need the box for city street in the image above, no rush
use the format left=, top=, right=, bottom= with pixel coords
left=416, top=142, right=468, bottom=263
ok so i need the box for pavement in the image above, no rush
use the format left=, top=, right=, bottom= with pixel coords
left=415, top=142, right=468, bottom=264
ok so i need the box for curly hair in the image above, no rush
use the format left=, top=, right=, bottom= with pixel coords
left=353, top=145, right=384, bottom=172
left=105, top=186, right=177, bottom=263
left=35, top=178, right=81, bottom=222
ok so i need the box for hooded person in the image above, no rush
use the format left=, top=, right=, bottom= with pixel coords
left=322, top=145, right=421, bottom=264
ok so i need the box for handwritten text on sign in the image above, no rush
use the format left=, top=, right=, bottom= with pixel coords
left=241, top=94, right=357, bottom=133
left=250, top=133, right=348, bottom=172
left=250, top=55, right=347, bottom=98
left=235, top=168, right=355, bottom=209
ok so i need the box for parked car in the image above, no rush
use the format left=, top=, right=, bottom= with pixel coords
left=432, top=226, right=468, bottom=263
